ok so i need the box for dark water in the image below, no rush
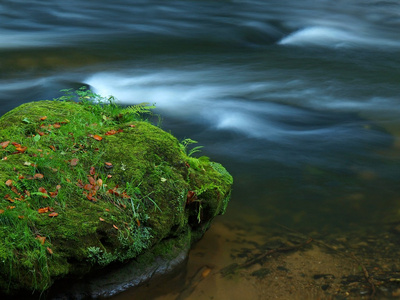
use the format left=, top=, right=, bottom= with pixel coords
left=1, top=0, right=400, bottom=297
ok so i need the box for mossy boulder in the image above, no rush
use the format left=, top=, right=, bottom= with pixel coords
left=0, top=93, right=232, bottom=297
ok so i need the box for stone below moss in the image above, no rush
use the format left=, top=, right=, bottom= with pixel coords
left=0, top=99, right=232, bottom=297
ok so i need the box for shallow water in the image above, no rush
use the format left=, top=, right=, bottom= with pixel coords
left=1, top=0, right=400, bottom=298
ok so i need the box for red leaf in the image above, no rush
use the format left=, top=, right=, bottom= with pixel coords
left=70, top=158, right=79, bottom=166
left=92, top=135, right=103, bottom=141
left=0, top=141, right=10, bottom=149
left=48, top=212, right=58, bottom=217
left=89, top=166, right=96, bottom=175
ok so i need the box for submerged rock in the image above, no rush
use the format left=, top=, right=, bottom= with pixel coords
left=0, top=91, right=232, bottom=298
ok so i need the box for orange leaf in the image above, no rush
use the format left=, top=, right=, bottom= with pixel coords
left=5, top=179, right=12, bottom=186
left=104, top=162, right=113, bottom=169
left=36, top=235, right=46, bottom=245
left=49, top=145, right=56, bottom=151
left=38, top=207, right=49, bottom=214
left=99, top=217, right=105, bottom=222
left=83, top=184, right=93, bottom=191
left=15, top=146, right=27, bottom=153
left=105, top=129, right=117, bottom=136
left=107, top=174, right=112, bottom=178
left=47, top=247, right=53, bottom=255
left=2, top=156, right=7, bottom=160
left=0, top=141, right=10, bottom=149
left=40, top=116, right=47, bottom=121
left=88, top=176, right=96, bottom=185
left=37, top=131, right=45, bottom=136
left=70, top=158, right=79, bottom=166
left=0, top=209, right=4, bottom=214
left=129, top=124, right=136, bottom=128
left=48, top=212, right=58, bottom=217
left=92, top=135, right=103, bottom=141
left=136, top=218, right=141, bottom=227
left=12, top=142, right=21, bottom=147
left=53, top=123, right=61, bottom=128
left=7, top=206, right=15, bottom=209
left=18, top=174, right=24, bottom=180
left=34, top=173, right=44, bottom=179
left=113, top=225, right=119, bottom=230
left=49, top=191, right=58, bottom=198
left=18, top=215, right=24, bottom=219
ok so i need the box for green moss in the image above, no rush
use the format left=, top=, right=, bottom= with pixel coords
left=0, top=88, right=232, bottom=296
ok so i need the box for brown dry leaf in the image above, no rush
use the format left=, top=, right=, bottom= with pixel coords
left=105, top=129, right=117, bottom=135
left=34, top=173, right=44, bottom=179
left=38, top=187, right=48, bottom=197
left=36, top=235, right=46, bottom=245
left=15, top=146, right=27, bottom=153
left=48, top=212, right=58, bottom=217
left=92, top=135, right=103, bottom=141
left=49, top=145, right=56, bottom=151
left=0, top=141, right=10, bottom=149
left=99, top=217, right=105, bottom=222
left=70, top=158, right=79, bottom=166
left=88, top=176, right=96, bottom=185
left=47, top=247, right=53, bottom=255
left=5, top=179, right=12, bottom=186
left=89, top=166, right=96, bottom=175
left=7, top=206, right=15, bottom=209
left=18, top=215, right=24, bottom=219
left=40, top=116, right=47, bottom=121
left=38, top=207, right=49, bottom=214
left=113, top=225, right=119, bottom=230
left=0, top=209, right=4, bottom=214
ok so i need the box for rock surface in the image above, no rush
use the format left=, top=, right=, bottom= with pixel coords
left=0, top=94, right=232, bottom=298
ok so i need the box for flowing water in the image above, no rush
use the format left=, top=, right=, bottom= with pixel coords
left=1, top=0, right=400, bottom=298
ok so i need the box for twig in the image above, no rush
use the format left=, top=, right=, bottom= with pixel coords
left=350, top=253, right=376, bottom=299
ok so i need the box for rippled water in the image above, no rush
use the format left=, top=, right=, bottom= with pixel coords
left=1, top=0, right=400, bottom=298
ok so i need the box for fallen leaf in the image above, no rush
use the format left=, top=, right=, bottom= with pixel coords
left=99, top=217, right=105, bottom=222
left=37, top=131, right=45, bottom=136
left=88, top=176, right=96, bottom=185
left=129, top=124, right=136, bottom=128
left=89, top=166, right=96, bottom=175
left=104, top=162, right=113, bottom=168
left=18, top=174, right=24, bottom=180
left=53, top=123, right=61, bottom=128
left=49, top=145, right=56, bottom=151
left=105, top=129, right=117, bottom=135
left=5, top=179, right=12, bottom=186
left=70, top=158, right=79, bottom=166
left=36, top=235, right=46, bottom=245
left=49, top=191, right=58, bottom=198
left=48, top=212, right=58, bottom=217
left=46, top=247, right=53, bottom=255
left=2, top=156, right=7, bottom=160
left=97, top=178, right=103, bottom=187
left=0, top=209, right=4, bottom=214
left=83, top=184, right=93, bottom=191
left=12, top=142, right=21, bottom=147
left=40, top=116, right=47, bottom=121
left=107, top=174, right=112, bottom=178
left=7, top=206, right=15, bottom=209
left=38, top=207, right=49, bottom=214
left=56, top=185, right=61, bottom=190
left=92, top=135, right=103, bottom=141
left=15, top=146, right=27, bottom=153
left=34, top=173, right=44, bottom=179
left=113, top=225, right=119, bottom=230
left=0, top=141, right=10, bottom=149
left=136, top=218, right=140, bottom=227
left=202, top=267, right=212, bottom=278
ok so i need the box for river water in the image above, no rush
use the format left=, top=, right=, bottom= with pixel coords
left=1, top=0, right=400, bottom=298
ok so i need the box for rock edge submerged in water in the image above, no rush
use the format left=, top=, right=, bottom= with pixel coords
left=0, top=97, right=232, bottom=298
